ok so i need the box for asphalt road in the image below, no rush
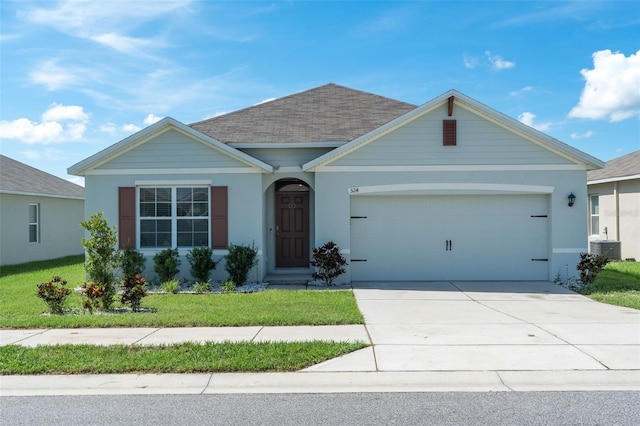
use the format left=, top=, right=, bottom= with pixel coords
left=3, top=391, right=639, bottom=425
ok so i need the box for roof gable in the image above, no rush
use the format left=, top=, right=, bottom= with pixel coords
left=588, top=150, right=640, bottom=183
left=303, top=90, right=605, bottom=171
left=68, top=117, right=273, bottom=176
left=0, top=155, right=84, bottom=199
left=189, top=83, right=417, bottom=144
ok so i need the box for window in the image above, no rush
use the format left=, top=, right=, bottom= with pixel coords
left=139, top=187, right=209, bottom=248
left=28, top=203, right=40, bottom=243
left=589, top=195, right=599, bottom=236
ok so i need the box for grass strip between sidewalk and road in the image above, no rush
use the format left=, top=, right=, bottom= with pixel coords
left=0, top=256, right=364, bottom=328
left=0, top=341, right=367, bottom=375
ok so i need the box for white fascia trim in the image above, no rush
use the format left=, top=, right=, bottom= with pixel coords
left=274, top=166, right=303, bottom=173
left=318, top=164, right=585, bottom=172
left=348, top=183, right=555, bottom=195
left=0, top=190, right=84, bottom=200
left=229, top=141, right=345, bottom=149
left=135, top=180, right=212, bottom=186
left=588, top=174, right=640, bottom=185
left=552, top=248, right=588, bottom=254
left=85, top=167, right=261, bottom=175
left=68, top=117, right=273, bottom=175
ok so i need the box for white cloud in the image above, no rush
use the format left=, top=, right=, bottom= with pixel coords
left=143, top=114, right=162, bottom=125
left=99, top=122, right=118, bottom=135
left=90, top=33, right=164, bottom=55
left=254, top=98, right=276, bottom=106
left=570, top=131, right=594, bottom=139
left=0, top=104, right=89, bottom=144
left=518, top=112, right=552, bottom=132
left=463, top=54, right=479, bottom=69
left=486, top=51, right=515, bottom=70
left=67, top=176, right=85, bottom=187
left=29, top=59, right=86, bottom=91
left=122, top=123, right=141, bottom=133
left=509, top=86, right=533, bottom=96
left=569, top=49, right=640, bottom=122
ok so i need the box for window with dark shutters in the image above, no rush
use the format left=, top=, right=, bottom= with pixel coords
left=443, top=119, right=457, bottom=146
left=118, top=187, right=136, bottom=249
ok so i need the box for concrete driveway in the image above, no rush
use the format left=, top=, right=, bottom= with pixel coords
left=307, top=281, right=640, bottom=373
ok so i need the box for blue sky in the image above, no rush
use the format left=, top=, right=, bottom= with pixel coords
left=1, top=0, right=639, bottom=185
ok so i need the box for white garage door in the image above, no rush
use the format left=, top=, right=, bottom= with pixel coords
left=350, top=194, right=549, bottom=281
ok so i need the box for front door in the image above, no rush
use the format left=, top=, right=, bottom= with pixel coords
left=275, top=192, right=309, bottom=268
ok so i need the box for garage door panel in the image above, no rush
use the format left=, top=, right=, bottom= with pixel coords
left=350, top=195, right=549, bottom=281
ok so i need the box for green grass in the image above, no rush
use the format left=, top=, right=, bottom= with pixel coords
left=581, top=261, right=640, bottom=310
left=0, top=341, right=367, bottom=375
left=0, top=256, right=364, bottom=328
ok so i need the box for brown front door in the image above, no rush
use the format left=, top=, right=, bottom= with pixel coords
left=276, top=192, right=309, bottom=268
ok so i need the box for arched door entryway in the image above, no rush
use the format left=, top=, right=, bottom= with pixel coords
left=275, top=179, right=310, bottom=268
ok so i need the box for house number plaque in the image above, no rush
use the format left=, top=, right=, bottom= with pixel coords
left=349, top=187, right=359, bottom=194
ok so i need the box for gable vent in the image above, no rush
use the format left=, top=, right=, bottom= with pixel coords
left=443, top=119, right=457, bottom=146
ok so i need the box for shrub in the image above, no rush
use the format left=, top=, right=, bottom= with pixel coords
left=153, top=248, right=180, bottom=283
left=36, top=276, right=71, bottom=315
left=187, top=247, right=217, bottom=283
left=121, top=274, right=148, bottom=311
left=224, top=243, right=258, bottom=286
left=160, top=279, right=181, bottom=294
left=221, top=279, right=236, bottom=293
left=120, top=248, right=146, bottom=278
left=310, top=241, right=347, bottom=286
left=577, top=252, right=610, bottom=285
left=193, top=281, right=213, bottom=293
left=80, top=281, right=106, bottom=314
left=81, top=212, right=120, bottom=310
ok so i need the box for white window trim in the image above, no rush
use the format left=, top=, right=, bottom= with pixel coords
left=137, top=186, right=211, bottom=250
left=28, top=203, right=40, bottom=244
left=589, top=194, right=599, bottom=236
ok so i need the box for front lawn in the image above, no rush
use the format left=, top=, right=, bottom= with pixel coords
left=0, top=256, right=364, bottom=328
left=581, top=261, right=640, bottom=310
left=0, top=341, right=366, bottom=375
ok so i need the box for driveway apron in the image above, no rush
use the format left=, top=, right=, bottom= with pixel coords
left=309, top=281, right=640, bottom=372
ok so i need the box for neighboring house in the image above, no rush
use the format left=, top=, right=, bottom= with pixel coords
left=587, top=150, right=640, bottom=261
left=0, top=155, right=85, bottom=266
left=69, top=84, right=603, bottom=283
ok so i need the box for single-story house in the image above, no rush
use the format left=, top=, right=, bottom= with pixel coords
left=587, top=150, right=640, bottom=261
left=69, top=84, right=604, bottom=283
left=1, top=155, right=85, bottom=266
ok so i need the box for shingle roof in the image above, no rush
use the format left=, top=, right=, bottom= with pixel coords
left=189, top=83, right=418, bottom=144
left=0, top=155, right=84, bottom=199
left=587, top=150, right=640, bottom=182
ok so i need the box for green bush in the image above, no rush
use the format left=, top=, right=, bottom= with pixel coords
left=81, top=212, right=120, bottom=310
left=121, top=274, right=148, bottom=311
left=192, top=281, right=213, bottom=293
left=224, top=243, right=258, bottom=286
left=187, top=247, right=217, bottom=283
left=153, top=248, right=180, bottom=283
left=120, top=248, right=146, bottom=278
left=310, top=241, right=347, bottom=286
left=160, top=279, right=181, bottom=294
left=221, top=279, right=236, bottom=293
left=36, top=276, right=71, bottom=315
left=577, top=252, right=610, bottom=285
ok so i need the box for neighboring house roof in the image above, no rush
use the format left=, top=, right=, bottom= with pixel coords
left=189, top=83, right=418, bottom=145
left=587, top=150, right=640, bottom=184
left=0, top=155, right=84, bottom=199
left=303, top=89, right=605, bottom=171
left=68, top=117, right=274, bottom=176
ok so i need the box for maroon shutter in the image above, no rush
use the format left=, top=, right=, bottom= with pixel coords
left=211, top=186, right=228, bottom=249
left=118, top=187, right=136, bottom=249
left=443, top=119, right=457, bottom=146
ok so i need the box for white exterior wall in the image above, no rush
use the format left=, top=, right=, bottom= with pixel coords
left=0, top=194, right=84, bottom=266
left=588, top=179, right=640, bottom=260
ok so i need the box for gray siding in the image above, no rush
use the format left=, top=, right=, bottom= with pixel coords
left=97, top=129, right=249, bottom=170
left=331, top=104, right=574, bottom=166
left=239, top=147, right=334, bottom=168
